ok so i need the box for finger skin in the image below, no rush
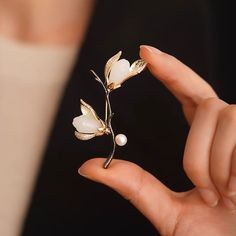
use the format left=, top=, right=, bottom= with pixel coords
left=228, top=146, right=236, bottom=204
left=139, top=45, right=236, bottom=210
left=183, top=98, right=227, bottom=206
left=139, top=45, right=217, bottom=123
left=210, top=106, right=236, bottom=209
left=79, top=158, right=181, bottom=236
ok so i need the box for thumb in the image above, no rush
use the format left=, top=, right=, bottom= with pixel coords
left=79, top=158, right=181, bottom=235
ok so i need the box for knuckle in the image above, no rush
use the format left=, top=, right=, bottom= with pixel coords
left=183, top=156, right=192, bottom=174
left=219, top=105, right=236, bottom=124
left=128, top=168, right=146, bottom=205
left=198, top=97, right=223, bottom=113
left=183, top=158, right=204, bottom=185
left=183, top=154, right=212, bottom=188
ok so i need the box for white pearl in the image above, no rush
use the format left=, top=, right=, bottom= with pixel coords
left=109, top=59, right=130, bottom=85
left=72, top=115, right=101, bottom=133
left=115, top=134, right=127, bottom=146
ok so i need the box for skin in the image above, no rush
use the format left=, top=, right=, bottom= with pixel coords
left=0, top=0, right=95, bottom=45
left=0, top=1, right=94, bottom=235
left=79, top=45, right=236, bottom=236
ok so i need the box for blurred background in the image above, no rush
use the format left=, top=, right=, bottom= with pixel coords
left=8, top=0, right=231, bottom=235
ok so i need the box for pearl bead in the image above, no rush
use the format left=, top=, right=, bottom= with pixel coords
left=109, top=59, right=130, bottom=85
left=115, top=134, right=127, bottom=146
left=72, top=115, right=101, bottom=133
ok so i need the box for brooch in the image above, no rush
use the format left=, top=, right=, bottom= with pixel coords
left=72, top=51, right=147, bottom=168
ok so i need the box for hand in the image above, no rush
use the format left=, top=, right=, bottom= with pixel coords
left=79, top=45, right=236, bottom=236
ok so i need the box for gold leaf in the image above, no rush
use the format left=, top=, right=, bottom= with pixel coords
left=104, top=51, right=122, bottom=82
left=80, top=99, right=101, bottom=121
left=80, top=99, right=107, bottom=136
left=107, top=82, right=121, bottom=91
left=128, top=59, right=147, bottom=77
left=74, top=131, right=96, bottom=140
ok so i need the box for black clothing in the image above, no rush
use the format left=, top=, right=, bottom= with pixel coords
left=23, top=1, right=233, bottom=235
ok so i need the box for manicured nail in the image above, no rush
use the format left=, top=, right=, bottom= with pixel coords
left=78, top=168, right=88, bottom=178
left=198, top=188, right=219, bottom=207
left=222, top=197, right=236, bottom=211
left=140, top=45, right=163, bottom=55
left=228, top=176, right=236, bottom=196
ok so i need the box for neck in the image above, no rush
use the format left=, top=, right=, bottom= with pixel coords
left=0, top=0, right=95, bottom=45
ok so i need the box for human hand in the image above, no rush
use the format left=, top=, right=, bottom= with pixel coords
left=78, top=45, right=236, bottom=236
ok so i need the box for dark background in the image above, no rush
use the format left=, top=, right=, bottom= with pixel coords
left=22, top=0, right=233, bottom=235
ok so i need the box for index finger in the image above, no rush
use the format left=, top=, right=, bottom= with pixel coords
left=139, top=45, right=217, bottom=115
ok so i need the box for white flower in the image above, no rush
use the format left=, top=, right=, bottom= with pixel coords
left=104, top=51, right=147, bottom=90
left=72, top=99, right=109, bottom=140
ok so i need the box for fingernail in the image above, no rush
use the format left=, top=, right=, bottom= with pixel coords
left=198, top=188, right=219, bottom=207
left=222, top=197, right=236, bottom=210
left=140, top=45, right=163, bottom=55
left=78, top=168, right=88, bottom=178
left=228, top=176, right=236, bottom=195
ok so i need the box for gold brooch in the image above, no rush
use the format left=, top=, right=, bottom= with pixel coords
left=72, top=51, right=147, bottom=168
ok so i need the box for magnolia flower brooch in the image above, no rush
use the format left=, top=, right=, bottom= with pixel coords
left=72, top=51, right=147, bottom=168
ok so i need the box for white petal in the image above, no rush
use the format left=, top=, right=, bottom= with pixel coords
left=109, top=59, right=130, bottom=85
left=74, top=131, right=96, bottom=141
left=72, top=115, right=102, bottom=133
